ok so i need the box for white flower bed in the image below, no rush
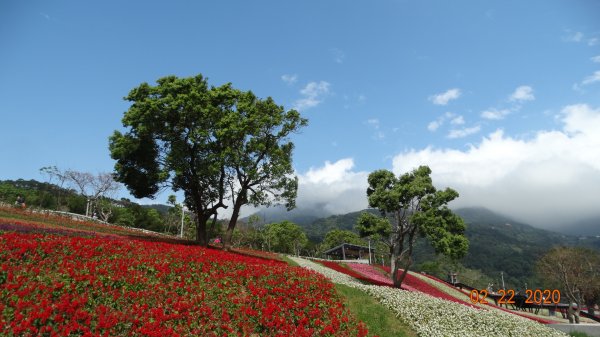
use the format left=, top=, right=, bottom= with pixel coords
left=289, top=256, right=567, bottom=337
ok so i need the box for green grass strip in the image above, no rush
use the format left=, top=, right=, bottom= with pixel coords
left=279, top=255, right=300, bottom=266
left=335, top=283, right=418, bottom=337
left=569, top=332, right=593, bottom=337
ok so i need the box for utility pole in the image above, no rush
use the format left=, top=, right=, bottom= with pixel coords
left=180, top=203, right=185, bottom=238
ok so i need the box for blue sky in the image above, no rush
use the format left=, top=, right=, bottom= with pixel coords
left=2, top=1, right=600, bottom=229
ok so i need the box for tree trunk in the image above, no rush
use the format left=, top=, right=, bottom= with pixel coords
left=196, top=213, right=210, bottom=246
left=391, top=242, right=402, bottom=287
left=392, top=230, right=417, bottom=288
left=396, top=257, right=413, bottom=287
left=223, top=190, right=246, bottom=251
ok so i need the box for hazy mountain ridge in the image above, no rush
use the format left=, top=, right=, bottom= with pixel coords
left=245, top=206, right=600, bottom=287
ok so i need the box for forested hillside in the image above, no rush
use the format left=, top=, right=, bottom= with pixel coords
left=0, top=179, right=187, bottom=236
left=247, top=206, right=600, bottom=289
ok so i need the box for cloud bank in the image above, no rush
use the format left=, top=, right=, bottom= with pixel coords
left=393, top=104, right=600, bottom=230
left=295, top=158, right=368, bottom=215
left=245, top=104, right=600, bottom=233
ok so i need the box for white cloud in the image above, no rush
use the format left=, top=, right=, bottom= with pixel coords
left=428, top=119, right=443, bottom=132
left=281, top=74, right=298, bottom=85
left=509, top=85, right=535, bottom=102
left=293, top=81, right=330, bottom=111
left=447, top=125, right=481, bottom=139
left=428, top=112, right=464, bottom=131
left=592, top=55, right=600, bottom=63
left=392, top=104, right=600, bottom=230
left=589, top=37, right=599, bottom=46
left=296, top=158, right=369, bottom=214
left=481, top=108, right=511, bottom=120
left=429, top=88, right=461, bottom=105
left=582, top=71, right=600, bottom=86
left=450, top=115, right=465, bottom=125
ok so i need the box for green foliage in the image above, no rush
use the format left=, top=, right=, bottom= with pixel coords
left=263, top=221, right=308, bottom=255
left=225, top=91, right=307, bottom=210
left=454, top=207, right=600, bottom=289
left=219, top=90, right=307, bottom=248
left=359, top=166, right=468, bottom=286
left=0, top=179, right=67, bottom=210
left=321, top=229, right=366, bottom=251
left=356, top=212, right=392, bottom=239
left=114, top=207, right=136, bottom=227
left=110, top=74, right=306, bottom=246
left=302, top=209, right=378, bottom=242
left=0, top=179, right=182, bottom=235
left=413, top=255, right=494, bottom=290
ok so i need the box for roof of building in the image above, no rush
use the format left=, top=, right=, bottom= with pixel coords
left=323, top=242, right=375, bottom=255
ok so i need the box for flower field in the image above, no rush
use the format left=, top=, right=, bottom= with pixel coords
left=0, top=218, right=369, bottom=336
left=290, top=257, right=568, bottom=337
left=0, top=206, right=175, bottom=241
left=343, top=261, right=561, bottom=325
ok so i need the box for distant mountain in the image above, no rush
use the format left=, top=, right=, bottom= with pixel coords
left=243, top=206, right=376, bottom=241
left=452, top=207, right=599, bottom=285
left=301, top=209, right=378, bottom=242
left=554, top=215, right=600, bottom=237
left=142, top=204, right=172, bottom=215
left=244, top=205, right=600, bottom=288
left=241, top=205, right=331, bottom=227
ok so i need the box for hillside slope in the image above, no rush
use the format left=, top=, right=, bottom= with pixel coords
left=254, top=206, right=600, bottom=288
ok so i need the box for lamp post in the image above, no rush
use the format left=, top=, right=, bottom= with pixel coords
left=368, top=238, right=372, bottom=264
left=501, top=271, right=505, bottom=290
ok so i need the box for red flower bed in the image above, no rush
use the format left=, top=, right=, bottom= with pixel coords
left=230, top=247, right=286, bottom=263
left=318, top=260, right=392, bottom=287
left=372, top=266, right=477, bottom=307
left=342, top=263, right=415, bottom=291
left=0, top=229, right=369, bottom=336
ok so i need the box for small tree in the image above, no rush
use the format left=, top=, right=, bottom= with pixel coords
left=39, top=166, right=69, bottom=210
left=64, top=170, right=119, bottom=217
left=356, top=166, right=469, bottom=287
left=263, top=221, right=308, bottom=255
left=537, top=247, right=600, bottom=316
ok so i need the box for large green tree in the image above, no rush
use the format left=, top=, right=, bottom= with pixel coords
left=109, top=74, right=305, bottom=246
left=356, top=166, right=469, bottom=287
left=222, top=90, right=307, bottom=248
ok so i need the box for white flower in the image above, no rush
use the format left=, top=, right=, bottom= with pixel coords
left=288, top=257, right=567, bottom=337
